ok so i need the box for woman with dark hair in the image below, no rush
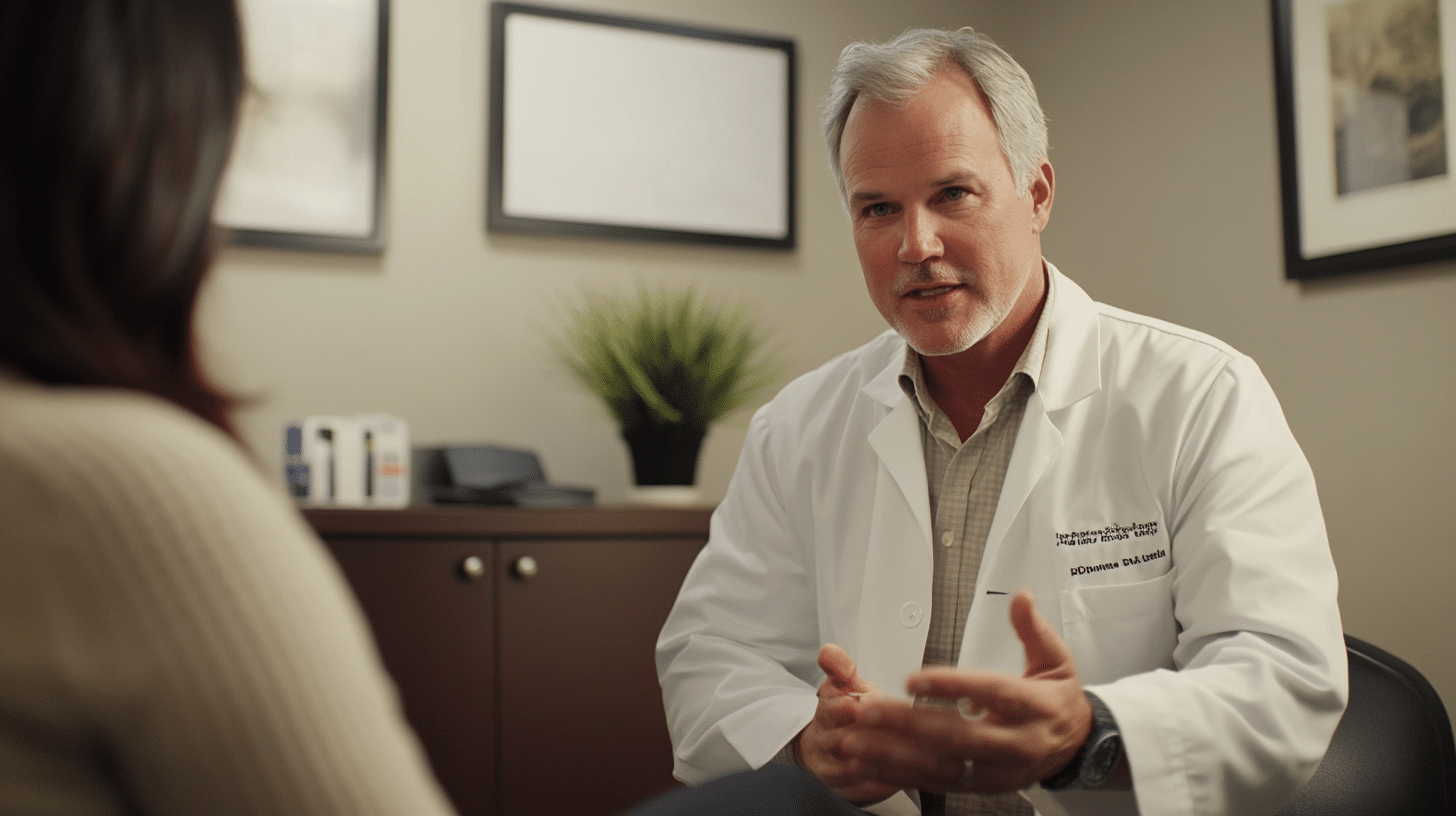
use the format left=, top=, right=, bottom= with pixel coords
left=0, top=2, right=457, bottom=813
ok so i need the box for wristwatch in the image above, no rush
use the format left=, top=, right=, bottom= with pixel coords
left=1040, top=691, right=1122, bottom=792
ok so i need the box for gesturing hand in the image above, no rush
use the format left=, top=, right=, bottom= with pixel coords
left=841, top=591, right=1093, bottom=794
left=791, top=644, right=900, bottom=806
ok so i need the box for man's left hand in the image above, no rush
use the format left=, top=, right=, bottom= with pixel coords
left=839, top=590, right=1092, bottom=794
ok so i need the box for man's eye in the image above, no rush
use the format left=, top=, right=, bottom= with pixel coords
left=943, top=187, right=968, bottom=201
left=864, top=202, right=891, bottom=218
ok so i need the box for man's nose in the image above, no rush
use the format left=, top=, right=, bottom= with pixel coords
left=898, top=208, right=944, bottom=264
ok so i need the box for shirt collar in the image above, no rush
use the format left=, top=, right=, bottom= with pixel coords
left=897, top=264, right=1056, bottom=426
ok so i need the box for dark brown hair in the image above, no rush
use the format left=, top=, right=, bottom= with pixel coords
left=0, top=0, right=245, bottom=436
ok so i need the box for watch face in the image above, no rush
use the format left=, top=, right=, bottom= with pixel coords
left=1083, top=734, right=1123, bottom=786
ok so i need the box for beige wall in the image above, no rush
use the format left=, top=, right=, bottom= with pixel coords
left=201, top=0, right=1014, bottom=505
left=200, top=1, right=1456, bottom=714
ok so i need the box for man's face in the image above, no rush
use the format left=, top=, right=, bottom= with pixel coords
left=839, top=69, right=1052, bottom=359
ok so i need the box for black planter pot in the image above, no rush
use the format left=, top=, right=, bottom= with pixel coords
left=621, top=424, right=707, bottom=486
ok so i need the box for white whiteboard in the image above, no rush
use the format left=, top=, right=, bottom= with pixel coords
left=488, top=4, right=795, bottom=248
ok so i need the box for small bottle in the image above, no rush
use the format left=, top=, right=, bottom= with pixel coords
left=284, top=425, right=310, bottom=500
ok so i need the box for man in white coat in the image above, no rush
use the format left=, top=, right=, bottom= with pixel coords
left=656, top=27, right=1346, bottom=816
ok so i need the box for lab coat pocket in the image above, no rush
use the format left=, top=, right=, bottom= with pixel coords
left=1059, top=571, right=1177, bottom=685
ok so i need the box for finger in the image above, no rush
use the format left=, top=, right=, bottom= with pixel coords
left=906, top=666, right=1015, bottom=711
left=806, top=725, right=905, bottom=805
left=845, top=705, right=1048, bottom=795
left=841, top=727, right=970, bottom=792
left=854, top=700, right=1055, bottom=782
left=815, top=695, right=861, bottom=730
left=902, top=671, right=1053, bottom=737
left=856, top=700, right=979, bottom=752
left=1008, top=590, right=1075, bottom=679
left=857, top=699, right=1030, bottom=756
left=818, top=643, right=873, bottom=695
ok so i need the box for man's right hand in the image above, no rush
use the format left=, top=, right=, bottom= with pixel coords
left=791, top=644, right=900, bottom=806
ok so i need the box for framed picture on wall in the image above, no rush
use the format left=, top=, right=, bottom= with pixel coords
left=216, top=0, right=389, bottom=254
left=1272, top=0, right=1456, bottom=279
left=488, top=2, right=796, bottom=249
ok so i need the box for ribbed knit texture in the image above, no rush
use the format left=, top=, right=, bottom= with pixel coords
left=0, top=376, right=456, bottom=816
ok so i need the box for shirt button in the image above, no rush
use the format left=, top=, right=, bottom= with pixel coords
left=941, top=532, right=954, bottom=548
left=899, top=602, right=923, bottom=627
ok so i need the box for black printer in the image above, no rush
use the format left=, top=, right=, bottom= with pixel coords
left=412, top=445, right=595, bottom=507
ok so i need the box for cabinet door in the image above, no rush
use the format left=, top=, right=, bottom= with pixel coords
left=324, top=538, right=497, bottom=816
left=496, top=536, right=703, bottom=816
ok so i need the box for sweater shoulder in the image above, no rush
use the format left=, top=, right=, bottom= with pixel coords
left=0, top=381, right=280, bottom=548
left=0, top=382, right=246, bottom=486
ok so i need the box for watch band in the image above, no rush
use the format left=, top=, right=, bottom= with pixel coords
left=1040, top=690, right=1123, bottom=792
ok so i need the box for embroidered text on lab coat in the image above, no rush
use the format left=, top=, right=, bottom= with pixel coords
left=1054, top=520, right=1160, bottom=547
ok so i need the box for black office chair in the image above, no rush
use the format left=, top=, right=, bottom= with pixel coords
left=1277, top=635, right=1456, bottom=816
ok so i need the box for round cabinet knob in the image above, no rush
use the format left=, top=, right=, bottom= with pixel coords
left=511, top=555, right=539, bottom=581
left=458, top=555, right=487, bottom=582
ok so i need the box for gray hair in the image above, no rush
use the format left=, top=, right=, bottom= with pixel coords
left=821, top=27, right=1049, bottom=202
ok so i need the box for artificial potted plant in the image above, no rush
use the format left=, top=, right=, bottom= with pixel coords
left=554, top=283, right=778, bottom=502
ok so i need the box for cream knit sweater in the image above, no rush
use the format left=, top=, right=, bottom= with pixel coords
left=0, top=376, right=456, bottom=816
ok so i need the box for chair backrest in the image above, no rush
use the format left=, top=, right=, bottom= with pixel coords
left=1277, top=635, right=1456, bottom=816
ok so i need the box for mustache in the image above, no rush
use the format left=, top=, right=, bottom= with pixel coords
left=891, top=263, right=971, bottom=297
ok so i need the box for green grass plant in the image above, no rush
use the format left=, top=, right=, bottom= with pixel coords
left=554, top=284, right=779, bottom=434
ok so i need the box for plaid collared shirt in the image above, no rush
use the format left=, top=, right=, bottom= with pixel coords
left=897, top=277, right=1053, bottom=816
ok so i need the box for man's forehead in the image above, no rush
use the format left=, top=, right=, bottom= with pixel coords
left=840, top=97, right=1000, bottom=195
left=844, top=142, right=983, bottom=193
left=841, top=71, right=993, bottom=146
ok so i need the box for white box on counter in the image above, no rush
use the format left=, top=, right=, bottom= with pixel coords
left=285, top=414, right=410, bottom=508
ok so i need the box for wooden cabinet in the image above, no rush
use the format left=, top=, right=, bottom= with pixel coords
left=304, top=506, right=711, bottom=816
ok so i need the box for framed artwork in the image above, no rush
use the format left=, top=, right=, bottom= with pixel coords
left=1272, top=0, right=1455, bottom=279
left=216, top=0, right=389, bottom=254
left=488, top=3, right=796, bottom=249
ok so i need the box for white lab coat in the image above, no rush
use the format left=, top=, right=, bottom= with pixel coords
left=657, top=265, right=1346, bottom=816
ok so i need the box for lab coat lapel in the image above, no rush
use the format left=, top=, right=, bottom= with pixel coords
left=984, top=390, right=1062, bottom=555
left=983, top=266, right=1100, bottom=560
left=964, top=266, right=1103, bottom=673
left=855, top=361, right=933, bottom=695
left=866, top=396, right=931, bottom=544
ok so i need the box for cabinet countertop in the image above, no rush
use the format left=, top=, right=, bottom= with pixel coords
left=302, top=504, right=715, bottom=539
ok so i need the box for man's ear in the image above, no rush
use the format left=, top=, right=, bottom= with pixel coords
left=1030, top=159, right=1054, bottom=234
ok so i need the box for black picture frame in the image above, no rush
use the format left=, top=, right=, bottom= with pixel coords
left=488, top=2, right=796, bottom=249
left=1272, top=0, right=1456, bottom=279
left=217, top=0, right=390, bottom=254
